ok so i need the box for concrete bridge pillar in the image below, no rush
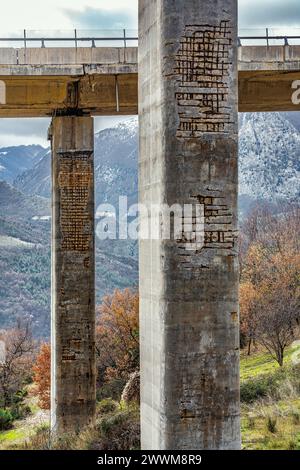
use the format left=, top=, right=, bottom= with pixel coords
left=139, top=0, right=240, bottom=449
left=50, top=115, right=96, bottom=434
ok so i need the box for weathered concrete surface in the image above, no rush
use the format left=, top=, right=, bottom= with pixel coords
left=0, top=47, right=138, bottom=117
left=0, top=47, right=138, bottom=67
left=139, top=0, right=240, bottom=450
left=0, top=45, right=300, bottom=116
left=239, top=70, right=300, bottom=112
left=238, top=45, right=300, bottom=70
left=50, top=116, right=96, bottom=434
left=238, top=45, right=300, bottom=111
left=0, top=70, right=299, bottom=117
left=1, top=44, right=300, bottom=69
left=0, top=74, right=138, bottom=117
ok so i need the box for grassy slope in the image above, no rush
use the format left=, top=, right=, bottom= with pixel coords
left=1, top=345, right=300, bottom=450
left=241, top=343, right=300, bottom=450
left=240, top=343, right=300, bottom=381
left=0, top=395, right=49, bottom=450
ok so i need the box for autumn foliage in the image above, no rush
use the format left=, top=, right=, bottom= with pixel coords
left=240, top=204, right=300, bottom=365
left=96, top=288, right=139, bottom=395
left=30, top=289, right=139, bottom=407
left=32, top=343, right=51, bottom=410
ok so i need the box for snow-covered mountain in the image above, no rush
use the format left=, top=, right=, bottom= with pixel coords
left=0, top=145, right=46, bottom=184
left=94, top=117, right=138, bottom=208
left=14, top=117, right=138, bottom=208
left=12, top=113, right=300, bottom=208
left=239, top=113, right=300, bottom=200
left=14, top=149, right=51, bottom=198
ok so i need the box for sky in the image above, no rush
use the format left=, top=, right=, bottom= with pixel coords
left=0, top=0, right=299, bottom=147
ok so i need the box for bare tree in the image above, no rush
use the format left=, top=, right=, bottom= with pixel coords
left=256, top=283, right=299, bottom=366
left=0, top=322, right=35, bottom=407
left=240, top=203, right=300, bottom=365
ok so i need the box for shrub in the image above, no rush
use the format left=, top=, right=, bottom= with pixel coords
left=22, top=425, right=51, bottom=450
left=97, top=398, right=118, bottom=415
left=240, top=365, right=300, bottom=403
left=32, top=343, right=51, bottom=410
left=12, top=389, right=28, bottom=404
left=240, top=375, right=273, bottom=403
left=96, top=406, right=140, bottom=450
left=247, top=416, right=256, bottom=429
left=266, top=416, right=277, bottom=434
left=291, top=409, right=300, bottom=425
left=96, top=378, right=126, bottom=402
left=287, top=438, right=300, bottom=450
left=10, top=404, right=31, bottom=421
left=18, top=403, right=140, bottom=451
left=0, top=408, right=14, bottom=430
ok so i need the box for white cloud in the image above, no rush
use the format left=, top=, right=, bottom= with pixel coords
left=239, top=0, right=300, bottom=28
left=0, top=116, right=132, bottom=148
left=0, top=118, right=50, bottom=147
left=0, top=0, right=137, bottom=34
left=0, top=134, right=47, bottom=148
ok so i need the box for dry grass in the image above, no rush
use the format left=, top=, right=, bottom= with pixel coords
left=13, top=401, right=140, bottom=451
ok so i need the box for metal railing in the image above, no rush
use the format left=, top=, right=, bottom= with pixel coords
left=238, top=35, right=300, bottom=46
left=0, top=28, right=300, bottom=48
left=0, top=29, right=139, bottom=48
left=238, top=28, right=300, bottom=46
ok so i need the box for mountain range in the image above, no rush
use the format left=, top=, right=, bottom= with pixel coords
left=0, top=145, right=46, bottom=184
left=0, top=112, right=299, bottom=336
left=11, top=113, right=300, bottom=206
left=14, top=119, right=139, bottom=209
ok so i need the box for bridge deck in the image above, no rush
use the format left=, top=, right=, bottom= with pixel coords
left=0, top=46, right=299, bottom=116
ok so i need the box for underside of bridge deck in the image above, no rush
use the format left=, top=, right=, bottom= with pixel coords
left=0, top=74, right=138, bottom=117
left=0, top=69, right=299, bottom=117
left=238, top=70, right=300, bottom=112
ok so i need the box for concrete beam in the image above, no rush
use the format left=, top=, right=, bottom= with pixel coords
left=50, top=116, right=96, bottom=434
left=238, top=45, right=300, bottom=111
left=0, top=74, right=138, bottom=117
left=0, top=69, right=299, bottom=116
left=239, top=70, right=300, bottom=112
left=0, top=44, right=300, bottom=116
left=238, top=45, right=300, bottom=70
left=0, top=47, right=138, bottom=68
left=139, top=0, right=240, bottom=450
left=1, top=44, right=300, bottom=70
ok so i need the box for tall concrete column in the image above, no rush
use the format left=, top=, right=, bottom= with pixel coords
left=50, top=116, right=96, bottom=434
left=139, top=0, right=240, bottom=449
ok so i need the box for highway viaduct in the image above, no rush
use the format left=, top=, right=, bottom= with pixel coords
left=1, top=43, right=300, bottom=116
left=0, top=0, right=300, bottom=450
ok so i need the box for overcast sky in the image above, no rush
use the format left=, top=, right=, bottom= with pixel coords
left=0, top=0, right=299, bottom=147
